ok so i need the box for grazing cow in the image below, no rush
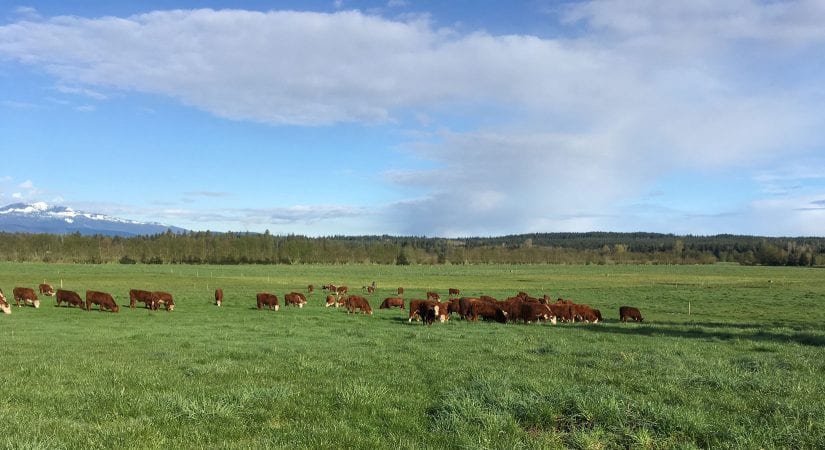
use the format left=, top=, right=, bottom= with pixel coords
left=619, top=306, right=643, bottom=322
left=448, top=288, right=460, bottom=297
left=307, top=284, right=314, bottom=293
left=284, top=292, right=307, bottom=308
left=467, top=301, right=508, bottom=323
left=345, top=295, right=373, bottom=315
left=56, top=289, right=84, bottom=308
left=547, top=303, right=575, bottom=322
left=0, top=289, right=10, bottom=314
left=366, top=285, right=375, bottom=294
left=458, top=297, right=479, bottom=319
left=426, top=291, right=441, bottom=302
left=215, top=288, right=224, bottom=306
left=379, top=297, right=405, bottom=309
left=13, top=287, right=39, bottom=308
left=397, top=287, right=404, bottom=295
left=408, top=299, right=426, bottom=321
left=572, top=304, right=600, bottom=323
left=519, top=302, right=557, bottom=324
left=129, top=289, right=154, bottom=308
left=256, top=293, right=280, bottom=310
left=325, top=294, right=339, bottom=307
left=336, top=286, right=349, bottom=295
left=86, top=290, right=119, bottom=312
left=152, top=291, right=175, bottom=311
left=39, top=283, right=56, bottom=297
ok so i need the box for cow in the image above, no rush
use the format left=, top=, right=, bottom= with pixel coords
left=336, top=286, right=349, bottom=295
left=417, top=301, right=439, bottom=325
left=56, top=289, right=84, bottom=308
left=572, top=304, right=600, bottom=323
left=39, top=283, right=56, bottom=297
left=458, top=297, right=481, bottom=319
left=547, top=303, right=575, bottom=322
left=379, top=297, right=405, bottom=309
left=129, top=289, right=154, bottom=308
left=85, top=290, right=119, bottom=312
left=322, top=284, right=337, bottom=292
left=448, top=288, right=460, bottom=297
left=256, top=293, right=280, bottom=310
left=519, top=302, right=557, bottom=324
left=366, top=285, right=375, bottom=294
left=426, top=291, right=441, bottom=302
left=619, top=306, right=644, bottom=322
left=345, top=295, right=372, bottom=315
left=397, top=287, right=404, bottom=295
left=0, top=289, right=10, bottom=314
left=307, top=284, right=314, bottom=293
left=479, top=295, right=498, bottom=303
left=325, top=294, right=339, bottom=307
left=152, top=291, right=175, bottom=311
left=467, top=300, right=508, bottom=323
left=13, top=287, right=39, bottom=308
left=284, top=292, right=307, bottom=308
left=215, top=288, right=224, bottom=306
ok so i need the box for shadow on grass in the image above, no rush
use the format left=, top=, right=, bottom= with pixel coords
left=579, top=322, right=825, bottom=347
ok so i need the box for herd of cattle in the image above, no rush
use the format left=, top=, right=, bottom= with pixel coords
left=0, top=282, right=645, bottom=325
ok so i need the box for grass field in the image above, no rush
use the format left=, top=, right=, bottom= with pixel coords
left=1, top=262, right=824, bottom=449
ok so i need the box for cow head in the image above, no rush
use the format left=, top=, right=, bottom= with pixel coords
left=216, top=300, right=222, bottom=307
left=32, top=299, right=40, bottom=308
left=111, top=304, right=120, bottom=313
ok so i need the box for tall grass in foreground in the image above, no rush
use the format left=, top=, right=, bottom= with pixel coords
left=1, top=263, right=824, bottom=448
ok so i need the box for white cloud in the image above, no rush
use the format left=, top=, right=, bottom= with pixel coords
left=1, top=4, right=824, bottom=235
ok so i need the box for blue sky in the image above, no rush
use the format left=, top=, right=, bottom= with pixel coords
left=1, top=1, right=825, bottom=237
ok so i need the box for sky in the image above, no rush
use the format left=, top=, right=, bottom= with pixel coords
left=1, top=0, right=824, bottom=237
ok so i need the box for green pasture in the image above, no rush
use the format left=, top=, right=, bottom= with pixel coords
left=1, top=262, right=824, bottom=449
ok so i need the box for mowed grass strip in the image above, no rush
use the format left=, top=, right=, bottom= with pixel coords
left=1, top=262, right=824, bottom=449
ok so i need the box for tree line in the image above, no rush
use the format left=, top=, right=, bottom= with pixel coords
left=0, top=230, right=822, bottom=266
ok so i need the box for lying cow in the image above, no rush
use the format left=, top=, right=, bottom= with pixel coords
left=379, top=297, right=405, bottom=309
left=284, top=292, right=307, bottom=308
left=56, top=289, right=84, bottom=308
left=152, top=291, right=175, bottom=311
left=39, top=283, right=56, bottom=297
left=345, top=295, right=373, bottom=315
left=13, top=287, right=39, bottom=308
left=215, top=288, right=224, bottom=306
left=256, top=293, right=280, bottom=311
left=0, top=289, right=10, bottom=314
left=129, top=289, right=154, bottom=308
left=86, top=290, right=119, bottom=312
left=619, top=306, right=643, bottom=322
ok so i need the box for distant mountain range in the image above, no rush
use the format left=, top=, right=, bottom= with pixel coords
left=0, top=202, right=187, bottom=237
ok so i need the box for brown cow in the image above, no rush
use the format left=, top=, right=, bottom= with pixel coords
left=336, top=285, right=349, bottom=295
left=366, top=285, right=375, bottom=294
left=256, top=293, right=280, bottom=310
left=56, top=289, right=84, bottom=308
left=619, top=306, right=643, bottom=322
left=379, top=297, right=405, bottom=309
left=448, top=288, right=460, bottom=297
left=152, top=291, right=175, bottom=311
left=397, top=287, right=404, bottom=295
left=13, top=287, right=39, bottom=308
left=547, top=303, right=575, bottom=322
left=284, top=292, right=307, bottom=308
left=0, top=289, right=10, bottom=314
left=417, top=301, right=439, bottom=325
left=39, top=283, right=56, bottom=297
left=86, top=290, right=119, bottom=312
left=519, top=302, right=557, bottom=324
left=572, top=304, right=600, bottom=323
left=467, top=300, right=508, bottom=323
left=325, top=294, right=339, bottom=307
left=345, top=295, right=372, bottom=315
left=307, top=284, right=314, bottom=293
left=129, top=289, right=154, bottom=308
left=215, top=288, right=224, bottom=306
left=426, top=291, right=441, bottom=302
left=458, top=297, right=479, bottom=319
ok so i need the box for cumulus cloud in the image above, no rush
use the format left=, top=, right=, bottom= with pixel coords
left=1, top=3, right=824, bottom=235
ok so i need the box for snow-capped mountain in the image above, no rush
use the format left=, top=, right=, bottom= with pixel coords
left=0, top=202, right=187, bottom=237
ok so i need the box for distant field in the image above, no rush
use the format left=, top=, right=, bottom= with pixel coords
left=1, top=262, right=824, bottom=449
